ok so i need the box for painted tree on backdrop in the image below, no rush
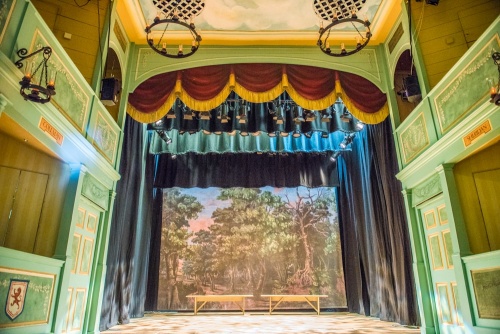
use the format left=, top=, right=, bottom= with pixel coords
left=159, top=188, right=203, bottom=310
left=181, top=188, right=343, bottom=303
left=284, top=188, right=336, bottom=290
left=207, top=188, right=294, bottom=298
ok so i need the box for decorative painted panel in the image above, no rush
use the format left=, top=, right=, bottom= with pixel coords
left=437, top=205, right=448, bottom=225
left=0, top=267, right=55, bottom=328
left=28, top=30, right=91, bottom=132
left=81, top=173, right=110, bottom=210
left=412, top=174, right=442, bottom=207
left=0, top=0, right=16, bottom=44
left=70, top=234, right=81, bottom=274
left=429, top=233, right=444, bottom=270
left=86, top=213, right=97, bottom=233
left=70, top=288, right=86, bottom=331
left=79, top=237, right=94, bottom=275
left=63, top=287, right=73, bottom=333
left=471, top=267, right=500, bottom=320
left=434, top=35, right=500, bottom=134
left=89, top=109, right=119, bottom=165
left=442, top=230, right=454, bottom=269
left=451, top=283, right=463, bottom=326
left=76, top=208, right=85, bottom=228
left=436, top=283, right=453, bottom=324
left=399, top=112, right=430, bottom=165
left=424, top=210, right=437, bottom=230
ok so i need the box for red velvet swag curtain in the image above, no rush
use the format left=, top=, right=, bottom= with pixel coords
left=127, top=64, right=388, bottom=125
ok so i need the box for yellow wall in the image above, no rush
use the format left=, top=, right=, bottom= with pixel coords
left=31, top=0, right=110, bottom=85
left=0, top=132, right=70, bottom=257
left=412, top=0, right=499, bottom=88
left=454, top=141, right=500, bottom=254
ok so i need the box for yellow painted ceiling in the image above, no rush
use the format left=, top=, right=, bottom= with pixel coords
left=118, top=0, right=402, bottom=47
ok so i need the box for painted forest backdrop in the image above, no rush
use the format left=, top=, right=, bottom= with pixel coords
left=157, top=187, right=346, bottom=311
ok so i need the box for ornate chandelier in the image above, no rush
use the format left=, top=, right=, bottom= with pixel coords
left=314, top=0, right=371, bottom=57
left=145, top=0, right=204, bottom=58
left=15, top=46, right=56, bottom=104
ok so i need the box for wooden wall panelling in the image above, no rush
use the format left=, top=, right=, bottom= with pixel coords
left=4, top=170, right=48, bottom=253
left=0, top=133, right=70, bottom=257
left=473, top=169, right=500, bottom=250
left=0, top=166, right=20, bottom=246
left=31, top=0, right=109, bottom=84
left=454, top=142, right=500, bottom=254
left=457, top=0, right=500, bottom=46
left=411, top=0, right=500, bottom=88
left=31, top=0, right=59, bottom=30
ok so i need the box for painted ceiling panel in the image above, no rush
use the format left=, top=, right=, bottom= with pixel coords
left=121, top=0, right=398, bottom=45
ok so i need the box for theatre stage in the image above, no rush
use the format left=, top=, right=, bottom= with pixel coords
left=106, top=312, right=420, bottom=333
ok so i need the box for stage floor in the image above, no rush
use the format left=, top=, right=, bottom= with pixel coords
left=105, top=312, right=421, bottom=333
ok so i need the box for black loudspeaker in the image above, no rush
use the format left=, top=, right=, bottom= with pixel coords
left=403, top=75, right=422, bottom=103
left=101, top=77, right=121, bottom=106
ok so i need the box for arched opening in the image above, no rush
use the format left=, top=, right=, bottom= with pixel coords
left=101, top=48, right=122, bottom=122
left=393, top=50, right=421, bottom=123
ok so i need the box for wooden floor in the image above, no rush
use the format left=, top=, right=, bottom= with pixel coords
left=106, top=312, right=421, bottom=333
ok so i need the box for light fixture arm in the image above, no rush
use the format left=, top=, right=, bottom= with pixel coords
left=15, top=46, right=52, bottom=70
left=15, top=46, right=56, bottom=104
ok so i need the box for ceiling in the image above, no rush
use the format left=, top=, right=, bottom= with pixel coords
left=118, top=0, right=402, bottom=46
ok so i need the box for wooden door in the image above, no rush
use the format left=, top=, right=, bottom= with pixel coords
left=0, top=166, right=48, bottom=252
left=420, top=197, right=463, bottom=332
left=62, top=200, right=101, bottom=333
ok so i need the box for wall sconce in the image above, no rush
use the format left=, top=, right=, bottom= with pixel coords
left=15, top=47, right=56, bottom=104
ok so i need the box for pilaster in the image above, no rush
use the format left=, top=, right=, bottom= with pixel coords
left=401, top=189, right=437, bottom=334
left=86, top=190, right=117, bottom=334
left=51, top=163, right=88, bottom=333
left=436, top=163, right=474, bottom=330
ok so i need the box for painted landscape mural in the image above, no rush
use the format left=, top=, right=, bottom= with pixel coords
left=157, top=187, right=346, bottom=311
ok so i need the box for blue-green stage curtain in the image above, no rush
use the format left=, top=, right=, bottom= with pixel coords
left=337, top=118, right=418, bottom=325
left=100, top=115, right=154, bottom=330
left=144, top=187, right=162, bottom=311
left=149, top=98, right=360, bottom=155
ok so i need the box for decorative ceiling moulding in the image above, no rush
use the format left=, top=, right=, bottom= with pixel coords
left=131, top=46, right=383, bottom=88
left=127, top=63, right=389, bottom=125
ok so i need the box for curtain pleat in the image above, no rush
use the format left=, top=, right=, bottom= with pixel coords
left=127, top=64, right=388, bottom=124
left=287, top=64, right=335, bottom=100
left=99, top=115, right=154, bottom=330
left=144, top=187, right=163, bottom=311
left=337, top=118, right=418, bottom=325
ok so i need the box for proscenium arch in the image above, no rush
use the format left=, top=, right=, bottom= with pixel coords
left=127, top=44, right=389, bottom=94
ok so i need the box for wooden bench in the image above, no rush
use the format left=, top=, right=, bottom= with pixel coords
left=186, top=294, right=253, bottom=315
left=260, top=294, right=328, bottom=315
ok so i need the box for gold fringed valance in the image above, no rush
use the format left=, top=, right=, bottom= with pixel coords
left=127, top=64, right=389, bottom=124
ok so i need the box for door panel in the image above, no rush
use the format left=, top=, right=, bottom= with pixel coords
left=474, top=169, right=500, bottom=250
left=420, top=199, right=463, bottom=333
left=0, top=166, right=20, bottom=245
left=4, top=170, right=48, bottom=252
left=63, top=200, right=101, bottom=333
